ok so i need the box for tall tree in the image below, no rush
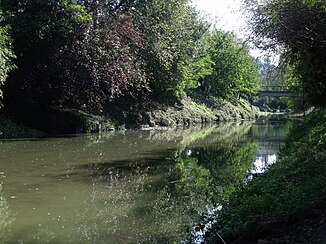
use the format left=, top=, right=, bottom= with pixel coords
left=244, top=0, right=326, bottom=106
left=134, top=0, right=208, bottom=102
left=1, top=0, right=148, bottom=115
left=1, top=0, right=93, bottom=114
left=200, top=30, right=259, bottom=100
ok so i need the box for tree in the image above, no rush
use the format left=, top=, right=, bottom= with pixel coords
left=200, top=30, right=259, bottom=100
left=0, top=11, right=15, bottom=107
left=1, top=0, right=149, bottom=115
left=1, top=0, right=208, bottom=119
left=54, top=4, right=147, bottom=112
left=0, top=0, right=94, bottom=114
left=134, top=0, right=209, bottom=102
left=179, top=32, right=215, bottom=93
left=244, top=0, right=326, bottom=106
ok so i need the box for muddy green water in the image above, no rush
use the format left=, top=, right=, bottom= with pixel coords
left=0, top=119, right=292, bottom=243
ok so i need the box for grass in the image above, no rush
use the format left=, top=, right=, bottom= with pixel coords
left=212, top=109, right=326, bottom=241
left=146, top=96, right=257, bottom=128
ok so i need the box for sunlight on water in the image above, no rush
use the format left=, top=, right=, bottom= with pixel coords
left=252, top=154, right=277, bottom=174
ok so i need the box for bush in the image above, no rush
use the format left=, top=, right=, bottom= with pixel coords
left=215, top=109, right=326, bottom=240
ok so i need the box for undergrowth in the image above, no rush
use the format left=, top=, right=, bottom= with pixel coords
left=212, top=109, right=326, bottom=241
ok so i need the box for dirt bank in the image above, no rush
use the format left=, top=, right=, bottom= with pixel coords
left=0, top=97, right=259, bottom=137
left=123, top=97, right=259, bottom=129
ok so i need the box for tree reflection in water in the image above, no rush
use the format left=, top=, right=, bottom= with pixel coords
left=173, top=143, right=258, bottom=242
left=69, top=122, right=260, bottom=243
left=0, top=120, right=292, bottom=243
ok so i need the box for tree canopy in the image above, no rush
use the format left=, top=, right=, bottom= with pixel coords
left=0, top=0, right=260, bottom=129
left=0, top=11, right=15, bottom=107
left=245, top=0, right=326, bottom=106
left=193, top=30, right=259, bottom=101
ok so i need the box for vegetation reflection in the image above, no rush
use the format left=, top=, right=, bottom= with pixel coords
left=1, top=121, right=292, bottom=243
left=67, top=123, right=261, bottom=243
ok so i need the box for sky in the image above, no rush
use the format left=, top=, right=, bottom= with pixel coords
left=191, top=0, right=247, bottom=35
left=190, top=0, right=268, bottom=58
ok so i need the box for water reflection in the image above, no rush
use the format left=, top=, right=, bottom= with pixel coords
left=0, top=181, right=15, bottom=243
left=0, top=120, right=292, bottom=243
left=251, top=151, right=277, bottom=175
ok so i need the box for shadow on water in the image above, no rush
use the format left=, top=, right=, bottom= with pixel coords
left=0, top=119, right=293, bottom=243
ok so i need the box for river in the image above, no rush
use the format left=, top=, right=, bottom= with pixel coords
left=0, top=118, right=292, bottom=243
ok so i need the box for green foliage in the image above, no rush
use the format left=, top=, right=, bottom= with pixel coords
left=217, top=109, right=326, bottom=239
left=197, top=30, right=259, bottom=100
left=245, top=0, right=326, bottom=106
left=285, top=48, right=326, bottom=106
left=186, top=34, right=214, bottom=93
left=63, top=2, right=92, bottom=26
left=178, top=32, right=214, bottom=92
left=135, top=0, right=209, bottom=102
left=0, top=22, right=15, bottom=107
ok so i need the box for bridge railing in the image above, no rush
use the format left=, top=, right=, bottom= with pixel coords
left=259, top=86, right=288, bottom=92
left=257, top=86, right=303, bottom=97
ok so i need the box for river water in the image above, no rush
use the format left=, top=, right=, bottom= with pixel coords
left=0, top=119, right=292, bottom=243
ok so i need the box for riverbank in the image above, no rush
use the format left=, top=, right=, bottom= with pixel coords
left=209, top=108, right=326, bottom=243
left=258, top=106, right=316, bottom=120
left=123, top=97, right=259, bottom=129
left=0, top=97, right=259, bottom=138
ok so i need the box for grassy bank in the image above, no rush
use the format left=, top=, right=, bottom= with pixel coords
left=210, top=109, right=326, bottom=243
left=123, top=97, right=259, bottom=129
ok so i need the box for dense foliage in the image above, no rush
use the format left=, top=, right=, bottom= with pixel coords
left=0, top=0, right=147, bottom=113
left=199, top=31, right=259, bottom=100
left=0, top=13, right=15, bottom=107
left=255, top=57, right=296, bottom=111
left=135, top=0, right=209, bottom=101
left=216, top=109, right=326, bottom=241
left=245, top=0, right=326, bottom=106
left=0, top=0, right=259, bottom=131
